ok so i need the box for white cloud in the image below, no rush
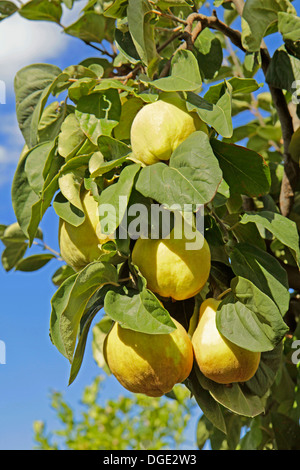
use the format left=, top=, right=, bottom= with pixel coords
left=0, top=1, right=85, bottom=93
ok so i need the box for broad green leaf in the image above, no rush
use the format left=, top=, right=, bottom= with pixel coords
left=245, top=344, right=283, bottom=397
left=195, top=365, right=265, bottom=418
left=1, top=243, right=27, bottom=272
left=52, top=264, right=76, bottom=287
left=230, top=243, right=290, bottom=316
left=211, top=139, right=271, bottom=197
left=58, top=113, right=88, bottom=160
left=127, top=0, right=158, bottom=66
left=240, top=211, right=300, bottom=267
left=278, top=12, right=300, bottom=42
left=241, top=0, right=296, bottom=52
left=58, top=168, right=86, bottom=212
left=50, top=261, right=118, bottom=362
left=14, top=64, right=63, bottom=148
left=69, top=307, right=100, bottom=385
left=113, top=97, right=145, bottom=141
left=103, top=0, right=128, bottom=18
left=151, top=50, right=202, bottom=92
left=271, top=412, right=300, bottom=450
left=15, top=253, right=55, bottom=272
left=136, top=131, right=223, bottom=209
left=53, top=191, right=84, bottom=227
left=217, top=277, right=288, bottom=352
left=114, top=28, right=140, bottom=65
left=0, top=1, right=18, bottom=20
left=38, top=101, right=67, bottom=144
left=19, top=0, right=62, bottom=23
left=11, top=150, right=41, bottom=239
left=64, top=12, right=114, bottom=44
left=194, top=28, right=223, bottom=80
left=99, top=163, right=141, bottom=236
left=75, top=90, right=121, bottom=145
left=89, top=136, right=131, bottom=177
left=92, top=315, right=113, bottom=372
left=104, top=286, right=176, bottom=334
left=186, top=84, right=233, bottom=138
left=186, top=367, right=227, bottom=434
left=24, top=140, right=58, bottom=195
left=204, top=77, right=260, bottom=103
left=266, top=46, right=300, bottom=93
left=68, top=77, right=98, bottom=103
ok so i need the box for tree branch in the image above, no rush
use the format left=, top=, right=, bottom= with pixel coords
left=230, top=0, right=299, bottom=217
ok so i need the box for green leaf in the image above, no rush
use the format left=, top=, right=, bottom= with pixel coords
left=14, top=64, right=63, bottom=148
left=271, top=412, right=300, bottom=449
left=53, top=191, right=85, bottom=227
left=99, top=163, right=140, bottom=236
left=186, top=367, right=227, bottom=434
left=50, top=261, right=118, bottom=362
left=75, top=90, right=122, bottom=145
left=217, top=277, right=288, bottom=352
left=68, top=307, right=100, bottom=385
left=193, top=28, right=223, bottom=80
left=103, top=0, right=128, bottom=18
left=211, top=139, right=271, bottom=197
left=64, top=12, right=114, bottom=44
left=204, top=77, right=260, bottom=103
left=0, top=1, right=18, bottom=20
left=89, top=136, right=131, bottom=177
left=230, top=243, right=290, bottom=316
left=245, top=344, right=283, bottom=397
left=240, top=211, right=300, bottom=267
left=1, top=243, right=27, bottom=272
left=24, top=140, right=58, bottom=195
left=136, top=131, right=223, bottom=209
left=151, top=50, right=202, bottom=92
left=19, top=0, right=62, bottom=23
left=241, top=0, right=296, bottom=52
left=92, top=315, right=113, bottom=371
left=38, top=101, right=68, bottom=144
left=195, top=364, right=265, bottom=418
left=186, top=84, right=233, bottom=138
left=266, top=46, right=300, bottom=93
left=104, top=286, right=176, bottom=334
left=127, top=0, right=158, bottom=66
left=15, top=253, right=55, bottom=272
left=52, top=264, right=76, bottom=287
left=114, top=28, right=140, bottom=65
left=58, top=113, right=89, bottom=160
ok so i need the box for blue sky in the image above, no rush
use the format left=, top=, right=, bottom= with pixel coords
left=0, top=0, right=297, bottom=451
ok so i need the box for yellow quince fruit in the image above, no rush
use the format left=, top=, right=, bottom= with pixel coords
left=58, top=189, right=111, bottom=271
left=131, top=230, right=211, bottom=301
left=130, top=92, right=208, bottom=165
left=192, top=298, right=261, bottom=384
left=103, top=317, right=194, bottom=397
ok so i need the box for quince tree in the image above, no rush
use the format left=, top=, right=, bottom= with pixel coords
left=1, top=0, right=300, bottom=450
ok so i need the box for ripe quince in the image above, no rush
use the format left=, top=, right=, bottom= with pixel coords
left=58, top=189, right=111, bottom=271
left=192, top=298, right=261, bottom=384
left=103, top=317, right=194, bottom=397
left=131, top=230, right=211, bottom=301
left=130, top=92, right=208, bottom=165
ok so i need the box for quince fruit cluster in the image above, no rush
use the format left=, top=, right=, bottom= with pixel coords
left=58, top=93, right=260, bottom=397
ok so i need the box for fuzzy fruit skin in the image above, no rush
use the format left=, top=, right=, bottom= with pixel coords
left=192, top=298, right=261, bottom=384
left=131, top=232, right=211, bottom=301
left=104, top=318, right=194, bottom=397
left=130, top=92, right=208, bottom=165
left=59, top=190, right=110, bottom=271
